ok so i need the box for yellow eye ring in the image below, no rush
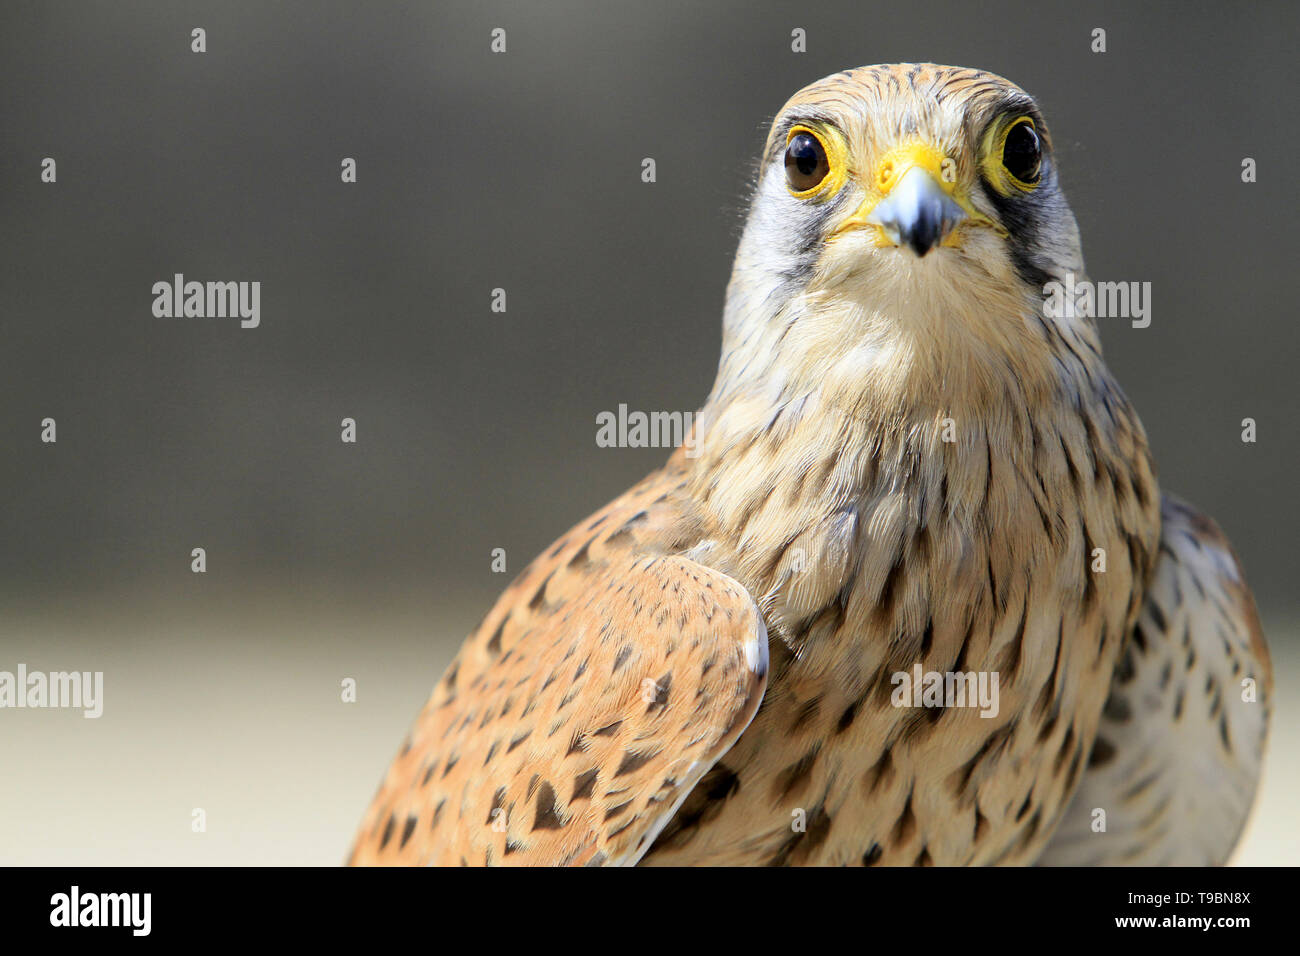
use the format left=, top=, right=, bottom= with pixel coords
left=784, top=124, right=848, bottom=200
left=982, top=116, right=1042, bottom=195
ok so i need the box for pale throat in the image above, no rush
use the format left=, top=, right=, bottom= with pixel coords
left=707, top=263, right=1064, bottom=435
left=686, top=263, right=1093, bottom=553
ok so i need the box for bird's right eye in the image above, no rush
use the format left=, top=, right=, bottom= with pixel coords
left=785, top=129, right=831, bottom=195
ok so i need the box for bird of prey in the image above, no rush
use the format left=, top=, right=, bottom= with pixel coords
left=350, top=64, right=1271, bottom=866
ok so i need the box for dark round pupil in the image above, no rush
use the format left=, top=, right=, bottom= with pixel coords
left=1003, top=122, right=1041, bottom=182
left=791, top=135, right=820, bottom=175
left=785, top=133, right=827, bottom=190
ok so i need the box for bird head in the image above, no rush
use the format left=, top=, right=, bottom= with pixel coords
left=713, top=65, right=1090, bottom=417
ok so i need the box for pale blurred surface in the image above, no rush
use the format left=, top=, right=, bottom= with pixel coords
left=0, top=594, right=1293, bottom=866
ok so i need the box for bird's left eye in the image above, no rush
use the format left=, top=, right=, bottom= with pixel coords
left=785, top=129, right=830, bottom=194
left=1001, top=118, right=1042, bottom=185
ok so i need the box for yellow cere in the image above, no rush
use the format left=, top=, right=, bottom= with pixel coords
left=872, top=142, right=958, bottom=197
left=830, top=140, right=1006, bottom=245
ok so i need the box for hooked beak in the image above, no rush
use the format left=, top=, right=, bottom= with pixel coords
left=831, top=143, right=1001, bottom=257
left=865, top=166, right=966, bottom=257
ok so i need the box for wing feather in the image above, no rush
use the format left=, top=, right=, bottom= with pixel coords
left=349, top=483, right=767, bottom=866
left=1036, top=494, right=1272, bottom=865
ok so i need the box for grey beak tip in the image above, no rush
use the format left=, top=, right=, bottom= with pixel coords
left=907, top=233, right=936, bottom=257
left=903, top=202, right=941, bottom=256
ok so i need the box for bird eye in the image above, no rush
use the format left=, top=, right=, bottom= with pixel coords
left=1001, top=118, right=1041, bottom=186
left=785, top=129, right=830, bottom=194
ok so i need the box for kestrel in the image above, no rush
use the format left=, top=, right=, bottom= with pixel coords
left=350, top=64, right=1271, bottom=866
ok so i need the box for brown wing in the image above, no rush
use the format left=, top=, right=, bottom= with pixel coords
left=1036, top=494, right=1272, bottom=865
left=348, top=477, right=768, bottom=866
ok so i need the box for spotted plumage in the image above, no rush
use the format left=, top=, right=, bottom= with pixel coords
left=349, top=65, right=1270, bottom=866
left=1037, top=496, right=1271, bottom=865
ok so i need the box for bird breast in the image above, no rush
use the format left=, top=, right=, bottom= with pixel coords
left=644, top=372, right=1159, bottom=865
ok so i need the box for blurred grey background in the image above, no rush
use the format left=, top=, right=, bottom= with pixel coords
left=1, top=1, right=1296, bottom=864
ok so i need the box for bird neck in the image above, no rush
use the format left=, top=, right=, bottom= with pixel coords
left=679, top=289, right=1157, bottom=669
left=685, top=271, right=1132, bottom=563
